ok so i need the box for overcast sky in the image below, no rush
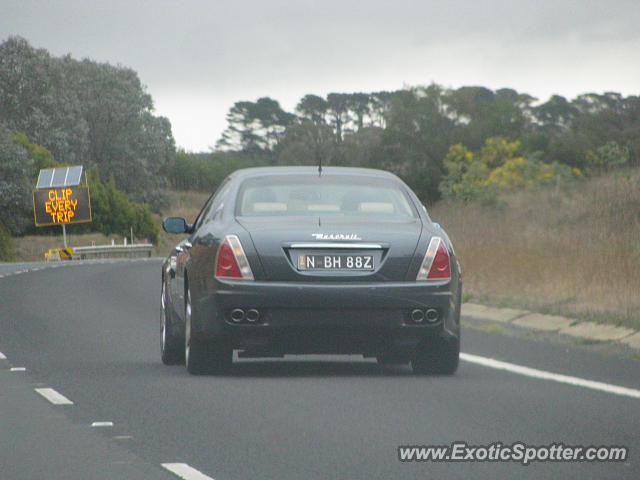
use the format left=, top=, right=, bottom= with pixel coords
left=2, top=0, right=639, bottom=152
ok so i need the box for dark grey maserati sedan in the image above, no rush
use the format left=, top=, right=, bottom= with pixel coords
left=161, top=166, right=462, bottom=375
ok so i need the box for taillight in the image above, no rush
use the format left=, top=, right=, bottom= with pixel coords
left=215, top=235, right=254, bottom=280
left=416, top=236, right=451, bottom=281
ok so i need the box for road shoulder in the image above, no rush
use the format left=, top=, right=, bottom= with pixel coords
left=462, top=302, right=640, bottom=356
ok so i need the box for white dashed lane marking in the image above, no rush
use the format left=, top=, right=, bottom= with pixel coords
left=0, top=351, right=6, bottom=360
left=461, top=353, right=640, bottom=400
left=34, top=387, right=74, bottom=405
left=10, top=367, right=26, bottom=372
left=162, top=463, right=216, bottom=480
left=91, top=421, right=114, bottom=427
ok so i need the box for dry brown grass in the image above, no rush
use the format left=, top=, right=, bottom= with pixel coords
left=430, top=168, right=640, bottom=329
left=13, top=232, right=128, bottom=262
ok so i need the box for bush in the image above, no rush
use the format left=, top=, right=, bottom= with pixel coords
left=439, top=143, right=494, bottom=202
left=84, top=168, right=159, bottom=243
left=585, top=141, right=630, bottom=172
left=168, top=150, right=268, bottom=192
left=440, top=137, right=581, bottom=201
left=0, top=221, right=13, bottom=261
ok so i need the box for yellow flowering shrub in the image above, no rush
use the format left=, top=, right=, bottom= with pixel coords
left=440, top=137, right=581, bottom=201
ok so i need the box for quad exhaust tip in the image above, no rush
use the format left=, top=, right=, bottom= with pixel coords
left=230, top=308, right=245, bottom=323
left=229, top=308, right=261, bottom=324
left=410, top=308, right=440, bottom=324
left=411, top=309, right=425, bottom=323
left=246, top=309, right=260, bottom=323
left=425, top=308, right=440, bottom=323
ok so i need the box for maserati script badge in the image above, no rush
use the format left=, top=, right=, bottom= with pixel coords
left=311, top=233, right=362, bottom=240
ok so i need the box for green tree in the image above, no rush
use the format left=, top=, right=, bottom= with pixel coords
left=63, top=58, right=174, bottom=210
left=0, top=124, right=34, bottom=235
left=276, top=121, right=336, bottom=166
left=445, top=86, right=529, bottom=149
left=339, top=126, right=384, bottom=168
left=346, top=93, right=372, bottom=131
left=296, top=94, right=328, bottom=124
left=326, top=93, right=352, bottom=143
left=217, top=97, right=295, bottom=155
left=369, top=91, right=394, bottom=128
left=0, top=37, right=89, bottom=164
left=373, top=86, right=454, bottom=203
left=532, top=95, right=578, bottom=132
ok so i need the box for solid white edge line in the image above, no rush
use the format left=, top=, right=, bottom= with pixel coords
left=460, top=353, right=640, bottom=400
left=34, top=387, right=74, bottom=405
left=161, top=463, right=215, bottom=480
left=0, top=351, right=6, bottom=360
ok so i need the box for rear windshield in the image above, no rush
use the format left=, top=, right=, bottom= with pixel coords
left=236, top=175, right=417, bottom=218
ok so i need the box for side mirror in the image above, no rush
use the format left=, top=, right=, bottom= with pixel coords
left=432, top=222, right=441, bottom=229
left=163, top=217, right=189, bottom=234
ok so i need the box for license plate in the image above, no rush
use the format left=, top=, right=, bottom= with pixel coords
left=297, top=254, right=374, bottom=271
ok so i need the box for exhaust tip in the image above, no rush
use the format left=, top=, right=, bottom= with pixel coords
left=425, top=308, right=440, bottom=323
left=246, top=309, right=260, bottom=323
left=410, top=309, right=425, bottom=323
left=230, top=308, right=245, bottom=323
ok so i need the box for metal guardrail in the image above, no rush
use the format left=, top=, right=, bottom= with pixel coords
left=72, top=244, right=154, bottom=259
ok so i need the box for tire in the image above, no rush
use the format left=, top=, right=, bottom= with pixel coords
left=184, top=287, right=232, bottom=375
left=161, top=281, right=184, bottom=365
left=411, top=337, right=459, bottom=375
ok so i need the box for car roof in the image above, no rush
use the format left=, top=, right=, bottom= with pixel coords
left=230, top=166, right=400, bottom=181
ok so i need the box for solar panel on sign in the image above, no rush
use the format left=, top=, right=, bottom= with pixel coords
left=66, top=166, right=83, bottom=186
left=35, top=166, right=84, bottom=188
left=36, top=169, right=55, bottom=189
left=51, top=168, right=68, bottom=187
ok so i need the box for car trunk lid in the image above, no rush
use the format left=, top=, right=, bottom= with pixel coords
left=237, top=216, right=422, bottom=281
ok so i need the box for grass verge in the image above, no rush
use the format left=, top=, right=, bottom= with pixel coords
left=432, top=167, right=640, bottom=331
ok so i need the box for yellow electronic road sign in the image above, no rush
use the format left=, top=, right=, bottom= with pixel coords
left=33, top=186, right=92, bottom=226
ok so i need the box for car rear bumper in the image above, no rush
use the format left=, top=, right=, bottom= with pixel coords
left=192, top=279, right=461, bottom=354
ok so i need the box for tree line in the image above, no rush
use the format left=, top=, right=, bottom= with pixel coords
left=192, top=84, right=638, bottom=204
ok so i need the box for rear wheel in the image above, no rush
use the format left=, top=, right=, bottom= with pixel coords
left=161, top=281, right=184, bottom=365
left=411, top=337, right=459, bottom=375
left=184, top=287, right=232, bottom=375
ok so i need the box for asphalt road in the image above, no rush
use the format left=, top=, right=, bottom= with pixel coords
left=0, top=260, right=638, bottom=479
